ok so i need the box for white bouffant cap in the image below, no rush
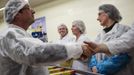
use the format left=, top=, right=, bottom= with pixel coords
left=4, top=0, right=29, bottom=23
left=72, top=20, right=86, bottom=34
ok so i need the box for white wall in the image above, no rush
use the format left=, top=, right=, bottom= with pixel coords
left=0, top=0, right=134, bottom=41
left=34, top=0, right=134, bottom=41
left=0, top=20, right=7, bottom=32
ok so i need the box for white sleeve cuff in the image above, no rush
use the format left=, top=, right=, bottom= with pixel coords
left=65, top=43, right=83, bottom=59
left=105, top=42, right=118, bottom=55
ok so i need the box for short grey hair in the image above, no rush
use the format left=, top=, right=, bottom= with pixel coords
left=72, top=20, right=86, bottom=34
left=58, top=23, right=68, bottom=31
left=4, top=0, right=29, bottom=24
left=99, top=4, right=122, bottom=22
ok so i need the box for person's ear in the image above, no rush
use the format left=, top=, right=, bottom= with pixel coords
left=14, top=12, right=22, bottom=19
left=106, top=12, right=111, bottom=18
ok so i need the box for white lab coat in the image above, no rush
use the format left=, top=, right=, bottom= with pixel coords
left=0, top=24, right=83, bottom=75
left=52, top=34, right=74, bottom=67
left=53, top=34, right=74, bottom=44
left=105, top=23, right=134, bottom=75
left=72, top=34, right=91, bottom=74
left=95, top=23, right=130, bottom=62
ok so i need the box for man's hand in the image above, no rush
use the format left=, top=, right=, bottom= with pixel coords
left=84, top=41, right=111, bottom=55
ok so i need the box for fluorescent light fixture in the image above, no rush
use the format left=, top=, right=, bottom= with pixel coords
left=0, top=7, right=5, bottom=11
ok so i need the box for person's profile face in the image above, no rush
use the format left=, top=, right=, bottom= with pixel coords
left=97, top=10, right=109, bottom=27
left=18, top=4, right=35, bottom=25
left=71, top=25, right=81, bottom=35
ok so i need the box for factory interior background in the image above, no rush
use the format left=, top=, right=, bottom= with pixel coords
left=0, top=0, right=134, bottom=41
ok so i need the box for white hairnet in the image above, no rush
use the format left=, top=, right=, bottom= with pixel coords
left=72, top=20, right=86, bottom=34
left=99, top=4, right=122, bottom=23
left=4, top=0, right=29, bottom=24
left=58, top=23, right=67, bottom=29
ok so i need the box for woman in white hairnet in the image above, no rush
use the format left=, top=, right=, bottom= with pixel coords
left=0, top=0, right=92, bottom=75
left=88, top=4, right=131, bottom=75
left=86, top=23, right=134, bottom=75
left=85, top=9, right=134, bottom=75
left=71, top=20, right=91, bottom=74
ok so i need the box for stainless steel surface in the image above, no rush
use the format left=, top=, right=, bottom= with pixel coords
left=55, top=66, right=104, bottom=75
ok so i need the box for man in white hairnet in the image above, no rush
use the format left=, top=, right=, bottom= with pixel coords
left=0, top=0, right=92, bottom=75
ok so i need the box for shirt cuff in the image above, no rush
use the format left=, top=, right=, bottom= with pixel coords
left=65, top=43, right=83, bottom=59
left=105, top=42, right=118, bottom=55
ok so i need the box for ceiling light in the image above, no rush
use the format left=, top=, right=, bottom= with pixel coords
left=0, top=7, right=5, bottom=11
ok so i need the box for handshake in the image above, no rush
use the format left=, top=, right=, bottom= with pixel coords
left=80, top=41, right=110, bottom=60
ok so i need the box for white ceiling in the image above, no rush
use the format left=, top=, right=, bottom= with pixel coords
left=0, top=0, right=55, bottom=20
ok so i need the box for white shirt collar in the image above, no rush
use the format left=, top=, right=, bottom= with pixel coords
left=8, top=24, right=26, bottom=32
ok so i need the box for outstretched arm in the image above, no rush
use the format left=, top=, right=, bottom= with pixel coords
left=1, top=31, right=84, bottom=66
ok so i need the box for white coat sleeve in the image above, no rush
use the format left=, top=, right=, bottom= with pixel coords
left=1, top=31, right=83, bottom=66
left=105, top=25, right=134, bottom=55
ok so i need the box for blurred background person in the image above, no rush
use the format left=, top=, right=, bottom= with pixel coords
left=88, top=4, right=131, bottom=75
left=54, top=23, right=74, bottom=44
left=53, top=23, right=74, bottom=67
left=71, top=20, right=91, bottom=74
